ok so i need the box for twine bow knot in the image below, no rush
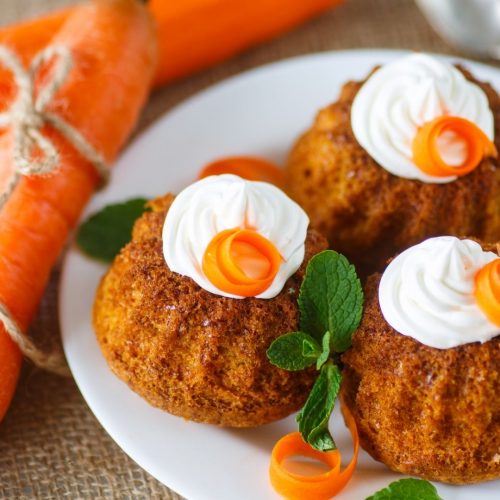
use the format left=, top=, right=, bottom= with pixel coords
left=0, top=44, right=109, bottom=182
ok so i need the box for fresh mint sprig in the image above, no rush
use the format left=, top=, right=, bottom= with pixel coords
left=299, top=250, right=363, bottom=352
left=316, top=331, right=331, bottom=370
left=267, top=250, right=363, bottom=451
left=77, top=198, right=149, bottom=263
left=296, top=361, right=341, bottom=450
left=266, top=332, right=321, bottom=371
left=366, top=478, right=443, bottom=500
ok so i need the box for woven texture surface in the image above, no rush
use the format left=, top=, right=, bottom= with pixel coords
left=0, top=0, right=495, bottom=498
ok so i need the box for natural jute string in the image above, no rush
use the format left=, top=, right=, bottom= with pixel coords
left=0, top=45, right=111, bottom=376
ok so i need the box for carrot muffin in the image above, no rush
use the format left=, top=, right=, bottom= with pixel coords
left=93, top=174, right=328, bottom=427
left=341, top=236, right=500, bottom=484
left=286, top=53, right=500, bottom=277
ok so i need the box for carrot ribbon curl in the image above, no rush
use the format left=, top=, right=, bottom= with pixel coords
left=202, top=228, right=282, bottom=297
left=269, top=406, right=359, bottom=500
left=198, top=156, right=284, bottom=186
left=475, top=259, right=500, bottom=327
left=412, top=116, right=497, bottom=177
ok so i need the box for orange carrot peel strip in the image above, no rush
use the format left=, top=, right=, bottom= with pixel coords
left=412, top=116, right=497, bottom=177
left=202, top=228, right=282, bottom=297
left=475, top=259, right=500, bottom=327
left=269, top=406, right=359, bottom=500
left=198, top=156, right=284, bottom=186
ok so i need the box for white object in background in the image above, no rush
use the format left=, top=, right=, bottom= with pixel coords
left=416, top=0, right=500, bottom=59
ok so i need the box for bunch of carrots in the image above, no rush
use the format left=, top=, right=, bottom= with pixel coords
left=0, top=0, right=157, bottom=422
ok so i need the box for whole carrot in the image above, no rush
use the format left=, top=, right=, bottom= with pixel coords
left=0, top=0, right=157, bottom=422
left=150, top=0, right=343, bottom=86
left=0, top=0, right=343, bottom=88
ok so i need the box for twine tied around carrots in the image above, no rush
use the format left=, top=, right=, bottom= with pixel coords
left=0, top=44, right=113, bottom=377
left=0, top=44, right=109, bottom=202
left=0, top=304, right=69, bottom=377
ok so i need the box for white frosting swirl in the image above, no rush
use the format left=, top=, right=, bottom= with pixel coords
left=162, top=174, right=309, bottom=299
left=379, top=236, right=500, bottom=349
left=351, top=53, right=494, bottom=183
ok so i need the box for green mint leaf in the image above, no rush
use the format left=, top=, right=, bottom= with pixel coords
left=77, top=198, right=149, bottom=263
left=299, top=250, right=363, bottom=353
left=296, top=361, right=342, bottom=451
left=302, top=338, right=322, bottom=359
left=307, top=427, right=335, bottom=451
left=267, top=332, right=321, bottom=371
left=316, top=331, right=331, bottom=370
left=366, top=478, right=443, bottom=500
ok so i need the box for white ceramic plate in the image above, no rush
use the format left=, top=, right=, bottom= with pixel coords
left=60, top=49, right=500, bottom=500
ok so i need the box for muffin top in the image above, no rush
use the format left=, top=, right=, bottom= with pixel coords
left=351, top=53, right=496, bottom=183
left=378, top=236, right=500, bottom=348
left=162, top=174, right=309, bottom=299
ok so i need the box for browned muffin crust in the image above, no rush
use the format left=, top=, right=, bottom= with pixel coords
left=285, top=65, right=500, bottom=278
left=341, top=256, right=500, bottom=484
left=93, top=194, right=328, bottom=427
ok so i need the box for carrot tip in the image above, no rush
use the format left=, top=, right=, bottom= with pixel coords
left=198, top=156, right=283, bottom=186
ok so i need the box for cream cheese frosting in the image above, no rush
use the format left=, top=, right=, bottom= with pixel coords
left=351, top=53, right=494, bottom=183
left=379, top=236, right=500, bottom=349
left=162, top=174, right=309, bottom=299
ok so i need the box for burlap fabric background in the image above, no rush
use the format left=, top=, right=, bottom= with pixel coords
left=0, top=1, right=497, bottom=498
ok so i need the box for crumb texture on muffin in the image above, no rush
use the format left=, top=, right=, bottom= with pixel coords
left=285, top=66, right=500, bottom=277
left=341, top=270, right=500, bottom=484
left=93, top=194, right=328, bottom=427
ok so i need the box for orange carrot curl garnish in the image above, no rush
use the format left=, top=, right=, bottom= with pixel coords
left=269, top=405, right=359, bottom=500
left=202, top=228, right=282, bottom=296
left=198, top=156, right=284, bottom=186
left=475, top=259, right=500, bottom=327
left=412, top=116, right=497, bottom=177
